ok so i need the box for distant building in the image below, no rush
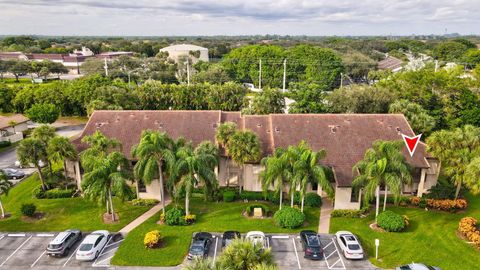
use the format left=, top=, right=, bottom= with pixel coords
left=95, top=51, right=134, bottom=60
left=378, top=55, right=403, bottom=73
left=159, top=44, right=209, bottom=63
left=0, top=114, right=29, bottom=143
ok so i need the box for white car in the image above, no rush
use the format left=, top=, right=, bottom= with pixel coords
left=15, top=160, right=45, bottom=168
left=335, top=231, right=364, bottom=259
left=246, top=231, right=267, bottom=248
left=75, top=230, right=109, bottom=261
left=396, top=263, right=441, bottom=270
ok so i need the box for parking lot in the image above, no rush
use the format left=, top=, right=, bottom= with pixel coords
left=184, top=233, right=378, bottom=270
left=0, top=232, right=123, bottom=270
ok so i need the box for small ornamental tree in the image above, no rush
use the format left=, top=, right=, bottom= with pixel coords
left=26, top=103, right=60, bottom=124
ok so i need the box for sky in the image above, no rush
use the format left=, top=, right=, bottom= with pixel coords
left=0, top=0, right=479, bottom=36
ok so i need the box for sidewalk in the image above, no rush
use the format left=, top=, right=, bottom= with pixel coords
left=119, top=200, right=171, bottom=235
left=318, top=197, right=333, bottom=234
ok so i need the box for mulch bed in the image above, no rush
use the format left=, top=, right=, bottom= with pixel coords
left=369, top=222, right=387, bottom=233
left=0, top=213, right=12, bottom=219
left=21, top=212, right=45, bottom=222
left=102, top=212, right=120, bottom=224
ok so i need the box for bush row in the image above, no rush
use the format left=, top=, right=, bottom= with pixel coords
left=131, top=198, right=159, bottom=206
left=221, top=189, right=321, bottom=207
left=331, top=207, right=369, bottom=218
left=245, top=204, right=271, bottom=216
left=458, top=217, right=480, bottom=247
left=33, top=186, right=75, bottom=199
left=410, top=197, right=468, bottom=212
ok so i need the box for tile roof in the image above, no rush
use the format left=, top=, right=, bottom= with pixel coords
left=0, top=114, right=29, bottom=129
left=378, top=56, right=403, bottom=71
left=73, top=110, right=432, bottom=187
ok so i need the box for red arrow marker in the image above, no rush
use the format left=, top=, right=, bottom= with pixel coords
left=401, top=133, right=422, bottom=157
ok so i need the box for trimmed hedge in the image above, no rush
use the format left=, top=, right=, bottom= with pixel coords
left=304, top=192, right=322, bottom=207
left=377, top=211, right=406, bottom=232
left=131, top=198, right=159, bottom=206
left=223, top=191, right=236, bottom=202
left=33, top=186, right=75, bottom=199
left=331, top=207, right=369, bottom=218
left=21, top=203, right=36, bottom=217
left=0, top=141, right=12, bottom=148
left=245, top=204, right=270, bottom=216
left=165, top=207, right=186, bottom=226
left=273, top=207, right=305, bottom=229
left=240, top=191, right=266, bottom=201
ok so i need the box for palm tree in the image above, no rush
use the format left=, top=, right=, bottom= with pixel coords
left=182, top=258, right=218, bottom=270
left=217, top=238, right=274, bottom=270
left=215, top=122, right=237, bottom=186
left=47, top=136, right=77, bottom=181
left=194, top=141, right=220, bottom=201
left=80, top=131, right=121, bottom=172
left=31, top=125, right=56, bottom=173
left=290, top=141, right=334, bottom=212
left=226, top=130, right=262, bottom=193
left=465, top=157, right=480, bottom=195
left=165, top=137, right=189, bottom=199
left=131, top=130, right=175, bottom=215
left=174, top=145, right=217, bottom=215
left=8, top=120, right=17, bottom=134
left=0, top=172, right=13, bottom=218
left=17, top=138, right=48, bottom=191
left=81, top=151, right=133, bottom=221
left=260, top=148, right=290, bottom=209
left=353, top=140, right=412, bottom=221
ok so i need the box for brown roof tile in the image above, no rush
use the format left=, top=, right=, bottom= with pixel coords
left=0, top=114, right=29, bottom=129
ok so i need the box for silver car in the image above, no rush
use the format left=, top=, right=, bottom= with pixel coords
left=335, top=231, right=364, bottom=259
left=396, top=263, right=441, bottom=270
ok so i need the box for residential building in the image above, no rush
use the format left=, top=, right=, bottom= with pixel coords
left=69, top=110, right=439, bottom=210
left=378, top=55, right=403, bottom=72
left=0, top=114, right=29, bottom=143
left=159, top=44, right=209, bottom=63
left=95, top=51, right=134, bottom=60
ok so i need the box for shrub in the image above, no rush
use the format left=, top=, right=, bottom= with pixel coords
left=427, top=180, right=459, bottom=199
left=184, top=214, right=196, bottom=225
left=245, top=204, right=270, bottom=216
left=223, top=191, right=236, bottom=202
left=165, top=207, right=186, bottom=226
left=410, top=197, right=468, bottom=212
left=266, top=191, right=281, bottom=204
left=304, top=193, right=322, bottom=207
left=21, top=203, right=36, bottom=217
left=144, top=230, right=162, bottom=248
left=32, top=186, right=46, bottom=199
left=377, top=211, right=406, bottom=232
left=131, top=198, right=159, bottom=206
left=273, top=207, right=305, bottom=229
left=44, top=188, right=75, bottom=199
left=331, top=207, right=369, bottom=218
left=458, top=217, right=480, bottom=247
left=240, top=191, right=266, bottom=201
left=0, top=141, right=12, bottom=148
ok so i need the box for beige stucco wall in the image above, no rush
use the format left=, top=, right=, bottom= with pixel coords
left=161, top=49, right=209, bottom=63
left=138, top=180, right=163, bottom=200
left=334, top=186, right=361, bottom=210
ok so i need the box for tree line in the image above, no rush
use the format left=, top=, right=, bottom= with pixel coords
left=0, top=59, right=69, bottom=81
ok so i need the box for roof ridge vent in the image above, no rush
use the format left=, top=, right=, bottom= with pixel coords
left=328, top=125, right=337, bottom=133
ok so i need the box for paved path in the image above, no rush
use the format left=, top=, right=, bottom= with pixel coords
left=318, top=197, right=333, bottom=234
left=119, top=200, right=171, bottom=235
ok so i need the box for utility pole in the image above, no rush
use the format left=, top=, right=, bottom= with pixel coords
left=340, top=72, right=343, bottom=88
left=434, top=60, right=439, bottom=72
left=103, top=58, right=108, bottom=77
left=282, top=59, right=287, bottom=92
left=186, top=60, right=190, bottom=86
left=258, top=59, right=262, bottom=90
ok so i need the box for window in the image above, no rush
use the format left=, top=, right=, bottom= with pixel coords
left=138, top=179, right=146, bottom=193
left=350, top=187, right=360, bottom=202
left=94, top=236, right=104, bottom=247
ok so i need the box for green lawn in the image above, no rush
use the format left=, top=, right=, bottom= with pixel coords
left=0, top=174, right=152, bottom=232
left=112, top=196, right=320, bottom=266
left=330, top=193, right=480, bottom=270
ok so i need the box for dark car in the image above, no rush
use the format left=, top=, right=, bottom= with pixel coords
left=222, top=231, right=241, bottom=247
left=300, top=230, right=323, bottom=260
left=46, top=229, right=82, bottom=257
left=188, top=232, right=212, bottom=260
left=1, top=168, right=25, bottom=180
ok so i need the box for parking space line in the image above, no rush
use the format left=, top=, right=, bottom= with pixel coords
left=63, top=243, right=81, bottom=267
left=272, top=235, right=289, bottom=239
left=92, top=255, right=114, bottom=267
left=30, top=250, right=46, bottom=268
left=0, top=235, right=4, bottom=241
left=266, top=237, right=270, bottom=248
left=99, top=247, right=117, bottom=257
left=213, top=236, right=219, bottom=264
left=0, top=235, right=32, bottom=267
left=105, top=239, right=124, bottom=248
left=330, top=238, right=346, bottom=270
left=36, top=233, right=55, bottom=237
left=92, top=236, right=113, bottom=267
left=291, top=238, right=301, bottom=269
left=7, top=233, right=26, bottom=237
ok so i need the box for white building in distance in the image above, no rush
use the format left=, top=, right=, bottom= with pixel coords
left=159, top=44, right=209, bottom=63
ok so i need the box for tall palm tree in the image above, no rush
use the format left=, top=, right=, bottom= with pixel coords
left=31, top=125, right=56, bottom=173
left=165, top=137, right=189, bottom=199
left=260, top=148, right=290, bottom=209
left=17, top=138, right=48, bottom=191
left=217, top=238, right=274, bottom=270
left=194, top=141, right=220, bottom=201
left=215, top=122, right=237, bottom=186
left=353, top=140, right=412, bottom=220
left=0, top=172, right=12, bottom=218
left=131, top=130, right=175, bottom=215
left=226, top=130, right=262, bottom=193
left=81, top=151, right=133, bottom=221
left=80, top=131, right=121, bottom=172
left=47, top=136, right=77, bottom=181
left=174, top=145, right=217, bottom=215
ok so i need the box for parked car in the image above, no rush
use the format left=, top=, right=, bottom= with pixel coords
left=15, top=160, right=45, bottom=168
left=335, top=231, right=364, bottom=259
left=1, top=168, right=25, bottom=180
left=75, top=230, right=109, bottom=261
left=299, top=230, right=323, bottom=260
left=222, top=231, right=241, bottom=247
left=187, top=232, right=213, bottom=260
left=396, top=263, right=441, bottom=270
left=46, top=229, right=82, bottom=257
left=246, top=231, right=267, bottom=248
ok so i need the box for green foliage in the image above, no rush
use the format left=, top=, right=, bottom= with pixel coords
left=433, top=41, right=468, bottom=61
left=245, top=204, right=270, bottom=216
left=304, top=192, right=322, bottom=207
left=377, top=210, right=406, bottom=232
left=240, top=191, right=267, bottom=201
left=223, top=191, right=236, bottom=202
left=286, top=82, right=329, bottom=113
left=273, top=207, right=305, bottom=229
left=44, top=188, right=75, bottom=199
left=327, top=84, right=395, bottom=113
left=131, top=198, right=159, bottom=206
left=388, top=99, right=436, bottom=134
left=0, top=84, right=15, bottom=113
left=26, top=103, right=60, bottom=124
left=243, top=88, right=285, bottom=115
left=0, top=141, right=12, bottom=148
left=21, top=203, right=36, bottom=217
left=164, top=207, right=185, bottom=226
left=217, top=238, right=275, bottom=270
left=426, top=178, right=460, bottom=200
left=227, top=130, right=262, bottom=165
left=463, top=49, right=480, bottom=68
left=331, top=208, right=369, bottom=218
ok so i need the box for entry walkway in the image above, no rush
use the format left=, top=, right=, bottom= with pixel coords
left=119, top=199, right=171, bottom=235
left=318, top=197, right=333, bottom=233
